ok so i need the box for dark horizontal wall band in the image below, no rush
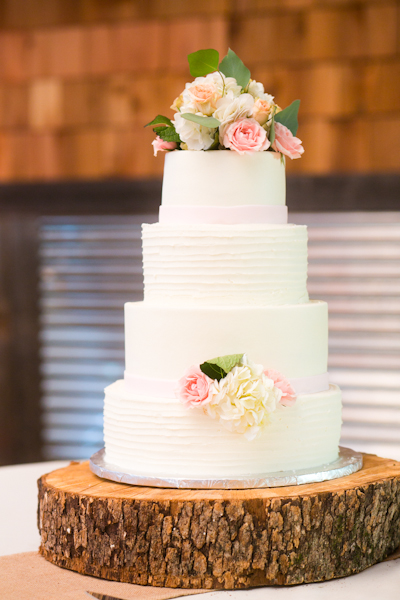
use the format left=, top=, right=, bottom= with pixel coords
left=287, top=175, right=400, bottom=212
left=0, top=175, right=398, bottom=215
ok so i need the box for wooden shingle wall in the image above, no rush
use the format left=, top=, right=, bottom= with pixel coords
left=0, top=0, right=399, bottom=180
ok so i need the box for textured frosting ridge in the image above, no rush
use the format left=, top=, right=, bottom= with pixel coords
left=143, top=223, right=309, bottom=306
left=104, top=380, right=342, bottom=478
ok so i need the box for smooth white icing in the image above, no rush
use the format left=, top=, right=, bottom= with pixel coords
left=124, top=301, right=328, bottom=380
left=142, top=223, right=309, bottom=306
left=104, top=381, right=342, bottom=478
left=158, top=204, right=288, bottom=225
left=161, top=150, right=286, bottom=207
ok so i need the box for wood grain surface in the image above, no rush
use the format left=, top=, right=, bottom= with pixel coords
left=38, top=454, right=400, bottom=589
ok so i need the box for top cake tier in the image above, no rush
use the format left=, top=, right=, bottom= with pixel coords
left=159, top=150, right=287, bottom=225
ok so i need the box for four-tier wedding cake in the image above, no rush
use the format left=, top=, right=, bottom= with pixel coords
left=103, top=49, right=342, bottom=482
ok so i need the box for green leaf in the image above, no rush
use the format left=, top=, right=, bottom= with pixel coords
left=152, top=125, right=168, bottom=135
left=274, top=100, right=300, bottom=136
left=200, top=353, right=244, bottom=381
left=181, top=113, right=220, bottom=128
left=269, top=119, right=275, bottom=145
left=219, top=48, right=251, bottom=89
left=145, top=114, right=173, bottom=128
left=188, top=49, right=219, bottom=77
left=206, top=130, right=220, bottom=150
left=208, top=354, right=244, bottom=373
left=158, top=126, right=181, bottom=143
left=200, top=362, right=227, bottom=381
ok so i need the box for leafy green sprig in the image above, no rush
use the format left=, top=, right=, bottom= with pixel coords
left=145, top=114, right=181, bottom=143
left=200, top=353, right=244, bottom=382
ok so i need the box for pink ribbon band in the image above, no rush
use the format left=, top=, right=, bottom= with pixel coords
left=159, top=204, right=288, bottom=225
left=124, top=371, right=330, bottom=398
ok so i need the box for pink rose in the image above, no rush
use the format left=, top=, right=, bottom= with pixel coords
left=223, top=118, right=271, bottom=154
left=177, top=366, right=213, bottom=409
left=272, top=122, right=304, bottom=159
left=152, top=136, right=178, bottom=157
left=264, top=368, right=297, bottom=407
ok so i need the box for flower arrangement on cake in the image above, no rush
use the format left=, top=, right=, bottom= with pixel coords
left=146, top=48, right=304, bottom=159
left=177, top=353, right=297, bottom=441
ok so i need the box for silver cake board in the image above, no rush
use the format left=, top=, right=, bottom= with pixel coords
left=89, top=446, right=363, bottom=489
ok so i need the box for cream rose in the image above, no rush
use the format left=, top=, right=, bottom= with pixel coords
left=173, top=110, right=215, bottom=151
left=252, top=98, right=272, bottom=126
left=183, top=77, right=221, bottom=115
left=181, top=72, right=242, bottom=116
left=213, top=93, right=254, bottom=138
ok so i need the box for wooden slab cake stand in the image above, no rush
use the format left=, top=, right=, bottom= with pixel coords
left=38, top=454, right=400, bottom=590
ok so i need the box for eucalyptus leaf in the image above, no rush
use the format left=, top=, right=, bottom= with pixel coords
left=188, top=49, right=219, bottom=77
left=200, top=362, right=227, bottom=382
left=274, top=100, right=300, bottom=136
left=219, top=48, right=251, bottom=89
left=145, top=114, right=173, bottom=128
left=181, top=113, right=220, bottom=128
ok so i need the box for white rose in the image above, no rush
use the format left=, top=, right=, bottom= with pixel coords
left=206, top=354, right=281, bottom=440
left=173, top=110, right=215, bottom=151
left=222, top=75, right=242, bottom=97
left=248, top=79, right=274, bottom=105
left=213, top=93, right=254, bottom=139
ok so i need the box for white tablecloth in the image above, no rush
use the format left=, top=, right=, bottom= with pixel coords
left=1, top=461, right=399, bottom=599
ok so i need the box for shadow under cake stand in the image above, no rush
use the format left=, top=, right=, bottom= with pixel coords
left=38, top=452, right=400, bottom=589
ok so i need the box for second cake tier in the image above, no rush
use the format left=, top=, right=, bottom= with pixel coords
left=124, top=301, right=329, bottom=389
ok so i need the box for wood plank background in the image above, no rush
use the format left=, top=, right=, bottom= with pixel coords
left=0, top=0, right=398, bottom=180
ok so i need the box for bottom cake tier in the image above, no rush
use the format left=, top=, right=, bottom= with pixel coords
left=104, top=380, right=342, bottom=479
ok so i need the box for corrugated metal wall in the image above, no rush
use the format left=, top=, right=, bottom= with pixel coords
left=39, top=212, right=400, bottom=461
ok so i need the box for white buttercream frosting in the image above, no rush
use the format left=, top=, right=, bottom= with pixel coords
left=124, top=301, right=328, bottom=380
left=161, top=150, right=285, bottom=207
left=104, top=380, right=342, bottom=478
left=142, top=223, right=309, bottom=306
left=101, top=150, right=343, bottom=479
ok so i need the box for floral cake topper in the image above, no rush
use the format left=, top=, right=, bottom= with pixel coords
left=176, top=353, right=297, bottom=441
left=146, top=48, right=304, bottom=159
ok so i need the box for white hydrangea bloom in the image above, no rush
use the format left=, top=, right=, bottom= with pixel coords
left=248, top=79, right=274, bottom=105
left=206, top=354, right=281, bottom=441
left=173, top=110, right=216, bottom=151
left=213, top=92, right=255, bottom=139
